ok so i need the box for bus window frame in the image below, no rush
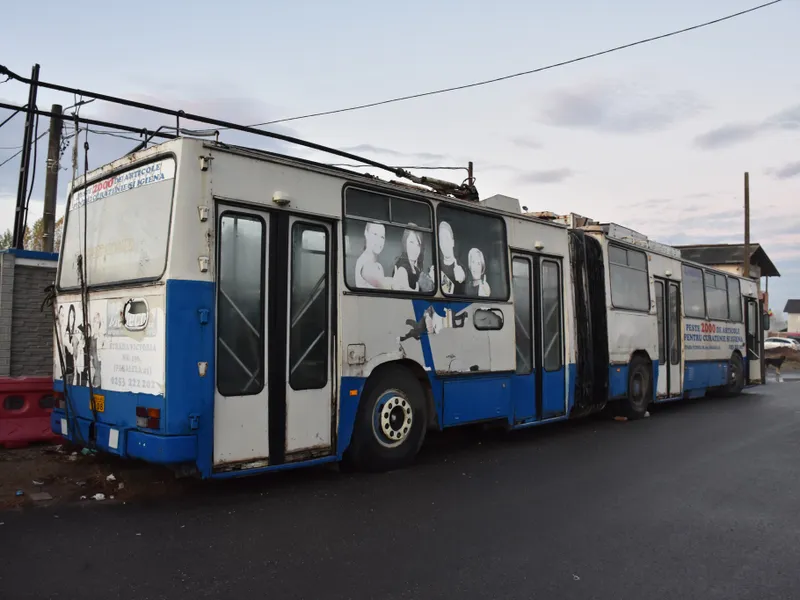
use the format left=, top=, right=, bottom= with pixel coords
left=681, top=263, right=747, bottom=324
left=681, top=263, right=707, bottom=319
left=654, top=279, right=666, bottom=365
left=435, top=202, right=511, bottom=303
left=288, top=220, right=331, bottom=392
left=607, top=241, right=651, bottom=314
left=540, top=258, right=564, bottom=372
left=56, top=152, right=178, bottom=293
left=703, top=269, right=729, bottom=321
left=215, top=209, right=268, bottom=398
left=726, top=275, right=744, bottom=323
left=341, top=184, right=437, bottom=298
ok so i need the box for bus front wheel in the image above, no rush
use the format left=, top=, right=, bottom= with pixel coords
left=621, top=356, right=652, bottom=420
left=345, top=365, right=428, bottom=472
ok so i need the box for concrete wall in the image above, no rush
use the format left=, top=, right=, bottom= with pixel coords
left=0, top=249, right=58, bottom=377
left=788, top=313, right=800, bottom=334
left=0, top=252, right=14, bottom=376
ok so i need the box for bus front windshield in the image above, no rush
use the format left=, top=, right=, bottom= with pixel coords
left=58, top=157, right=176, bottom=289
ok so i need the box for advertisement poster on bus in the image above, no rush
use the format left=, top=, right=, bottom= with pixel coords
left=683, top=321, right=745, bottom=354
left=54, top=295, right=165, bottom=395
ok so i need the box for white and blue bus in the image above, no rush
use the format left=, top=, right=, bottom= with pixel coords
left=49, top=137, right=766, bottom=478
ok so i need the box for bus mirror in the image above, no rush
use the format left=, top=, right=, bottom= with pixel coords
left=763, top=313, right=770, bottom=330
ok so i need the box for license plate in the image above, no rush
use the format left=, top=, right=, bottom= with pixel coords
left=90, top=394, right=105, bottom=413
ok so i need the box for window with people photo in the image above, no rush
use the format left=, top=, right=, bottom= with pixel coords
left=344, top=188, right=509, bottom=300
left=343, top=188, right=437, bottom=295
left=436, top=205, right=509, bottom=300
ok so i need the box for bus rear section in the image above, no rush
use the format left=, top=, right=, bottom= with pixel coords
left=51, top=150, right=189, bottom=465
left=560, top=218, right=765, bottom=420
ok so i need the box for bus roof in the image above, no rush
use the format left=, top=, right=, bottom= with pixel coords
left=65, top=136, right=570, bottom=230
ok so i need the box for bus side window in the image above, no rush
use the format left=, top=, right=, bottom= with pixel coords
left=436, top=205, right=509, bottom=300
left=343, top=188, right=436, bottom=295
left=727, top=277, right=743, bottom=322
left=704, top=271, right=729, bottom=320
left=682, top=264, right=706, bottom=318
left=608, top=244, right=649, bottom=312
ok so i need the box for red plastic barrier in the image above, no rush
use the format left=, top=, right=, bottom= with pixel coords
left=0, top=377, right=57, bottom=449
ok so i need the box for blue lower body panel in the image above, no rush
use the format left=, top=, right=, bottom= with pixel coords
left=52, top=361, right=580, bottom=476
left=50, top=409, right=198, bottom=464
left=442, top=376, right=512, bottom=427
left=684, top=360, right=729, bottom=391
left=541, top=367, right=566, bottom=419
left=608, top=364, right=629, bottom=399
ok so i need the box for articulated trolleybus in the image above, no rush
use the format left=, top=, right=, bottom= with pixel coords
left=50, top=137, right=766, bottom=478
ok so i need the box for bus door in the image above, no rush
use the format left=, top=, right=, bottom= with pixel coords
left=654, top=279, right=683, bottom=398
left=213, top=206, right=335, bottom=469
left=511, top=253, right=566, bottom=423
left=744, top=297, right=762, bottom=384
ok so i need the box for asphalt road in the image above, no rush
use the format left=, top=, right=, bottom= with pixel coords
left=2, top=382, right=799, bottom=600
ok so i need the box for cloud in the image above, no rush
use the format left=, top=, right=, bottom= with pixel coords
left=338, top=143, right=450, bottom=165
left=761, top=220, right=800, bottom=237
left=693, top=124, right=761, bottom=150
left=764, top=104, right=800, bottom=131
left=769, top=161, right=800, bottom=180
left=511, top=136, right=543, bottom=150
left=536, top=81, right=705, bottom=134
left=694, top=103, right=800, bottom=150
left=516, top=168, right=574, bottom=184
left=635, top=198, right=672, bottom=206
left=99, top=93, right=301, bottom=153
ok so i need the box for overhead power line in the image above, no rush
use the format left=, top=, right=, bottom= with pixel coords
left=0, top=129, right=48, bottom=170
left=0, top=107, right=22, bottom=132
left=239, top=0, right=784, bottom=129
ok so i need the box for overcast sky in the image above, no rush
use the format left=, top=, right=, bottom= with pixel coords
left=1, top=0, right=797, bottom=313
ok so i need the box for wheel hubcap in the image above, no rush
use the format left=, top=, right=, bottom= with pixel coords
left=373, top=392, right=413, bottom=448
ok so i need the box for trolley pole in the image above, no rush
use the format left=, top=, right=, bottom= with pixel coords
left=42, top=103, right=63, bottom=253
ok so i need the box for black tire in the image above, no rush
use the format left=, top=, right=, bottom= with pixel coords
left=344, top=365, right=428, bottom=472
left=620, top=355, right=652, bottom=420
left=723, top=353, right=745, bottom=397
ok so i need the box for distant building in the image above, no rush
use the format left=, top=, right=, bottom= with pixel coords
left=674, top=243, right=780, bottom=280
left=784, top=300, right=800, bottom=334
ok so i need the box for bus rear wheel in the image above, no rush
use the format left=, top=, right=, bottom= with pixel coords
left=345, top=365, right=428, bottom=472
left=723, top=353, right=745, bottom=396
left=621, top=356, right=651, bottom=420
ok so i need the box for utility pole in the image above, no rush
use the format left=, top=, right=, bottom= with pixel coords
left=12, top=63, right=40, bottom=249
left=42, top=103, right=63, bottom=253
left=744, top=172, right=750, bottom=278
